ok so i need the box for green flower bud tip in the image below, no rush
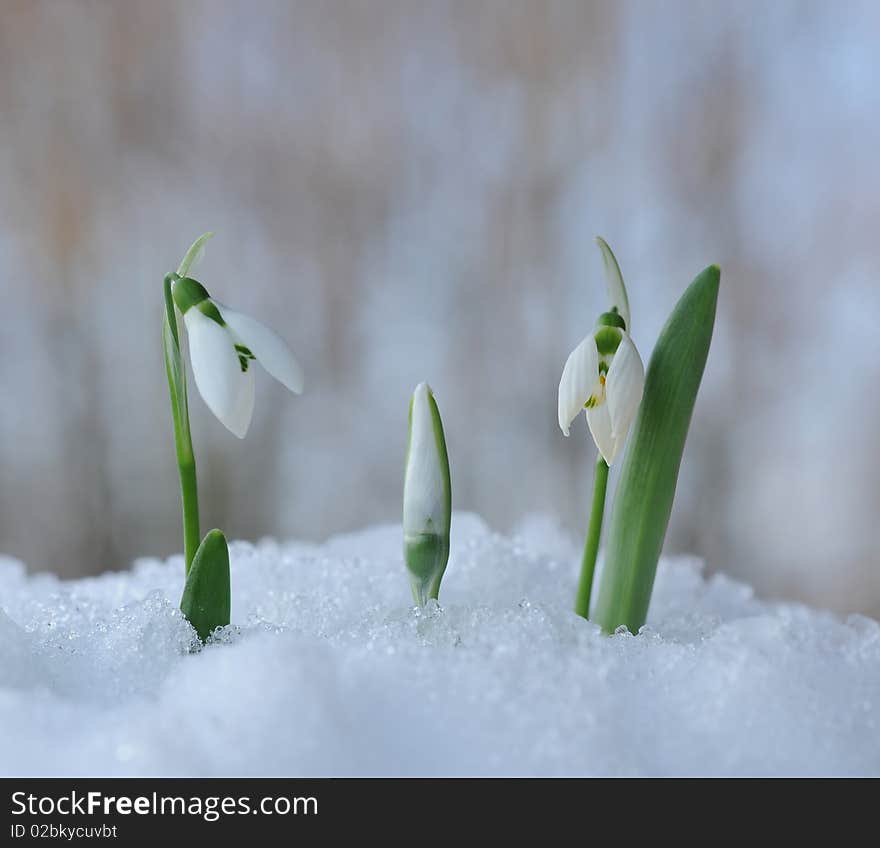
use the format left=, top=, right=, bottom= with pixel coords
left=403, top=382, right=452, bottom=606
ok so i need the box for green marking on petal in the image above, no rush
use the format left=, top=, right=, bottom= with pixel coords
left=235, top=344, right=255, bottom=371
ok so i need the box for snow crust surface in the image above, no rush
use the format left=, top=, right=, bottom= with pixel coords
left=1, top=513, right=878, bottom=776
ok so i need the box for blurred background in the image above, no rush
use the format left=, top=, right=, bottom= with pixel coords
left=1, top=0, right=878, bottom=615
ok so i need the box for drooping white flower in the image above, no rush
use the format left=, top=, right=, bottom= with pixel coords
left=172, top=276, right=303, bottom=438
left=557, top=239, right=645, bottom=464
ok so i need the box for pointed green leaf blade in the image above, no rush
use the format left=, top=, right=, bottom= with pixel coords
left=180, top=529, right=231, bottom=641
left=596, top=236, right=631, bottom=331
left=176, top=232, right=214, bottom=278
left=592, top=264, right=720, bottom=634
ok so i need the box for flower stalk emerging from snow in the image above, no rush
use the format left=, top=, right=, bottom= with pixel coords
left=162, top=233, right=303, bottom=640
left=403, top=383, right=451, bottom=606
left=558, top=238, right=645, bottom=619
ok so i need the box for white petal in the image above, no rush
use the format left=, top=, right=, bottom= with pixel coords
left=596, top=237, right=631, bottom=330
left=606, top=333, right=645, bottom=443
left=227, top=362, right=255, bottom=439
left=218, top=304, right=304, bottom=394
left=184, top=309, right=255, bottom=438
left=558, top=335, right=601, bottom=436
left=586, top=403, right=620, bottom=465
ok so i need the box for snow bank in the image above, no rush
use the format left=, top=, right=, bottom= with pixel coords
left=0, top=514, right=878, bottom=776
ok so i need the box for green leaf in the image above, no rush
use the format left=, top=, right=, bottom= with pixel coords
left=596, top=237, right=631, bottom=331
left=180, top=529, right=231, bottom=641
left=592, top=264, right=720, bottom=634
left=176, top=232, right=214, bottom=278
left=427, top=389, right=452, bottom=540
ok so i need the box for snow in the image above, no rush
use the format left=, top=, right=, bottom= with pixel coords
left=0, top=513, right=878, bottom=776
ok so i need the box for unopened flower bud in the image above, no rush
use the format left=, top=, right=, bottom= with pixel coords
left=403, top=383, right=452, bottom=605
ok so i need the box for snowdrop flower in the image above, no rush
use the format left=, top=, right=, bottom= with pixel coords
left=171, top=276, right=304, bottom=438
left=558, top=238, right=645, bottom=465
left=403, top=382, right=451, bottom=605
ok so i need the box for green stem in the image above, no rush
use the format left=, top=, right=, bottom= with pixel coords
left=164, top=274, right=181, bottom=348
left=178, top=455, right=200, bottom=576
left=164, top=273, right=201, bottom=574
left=574, top=457, right=609, bottom=619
